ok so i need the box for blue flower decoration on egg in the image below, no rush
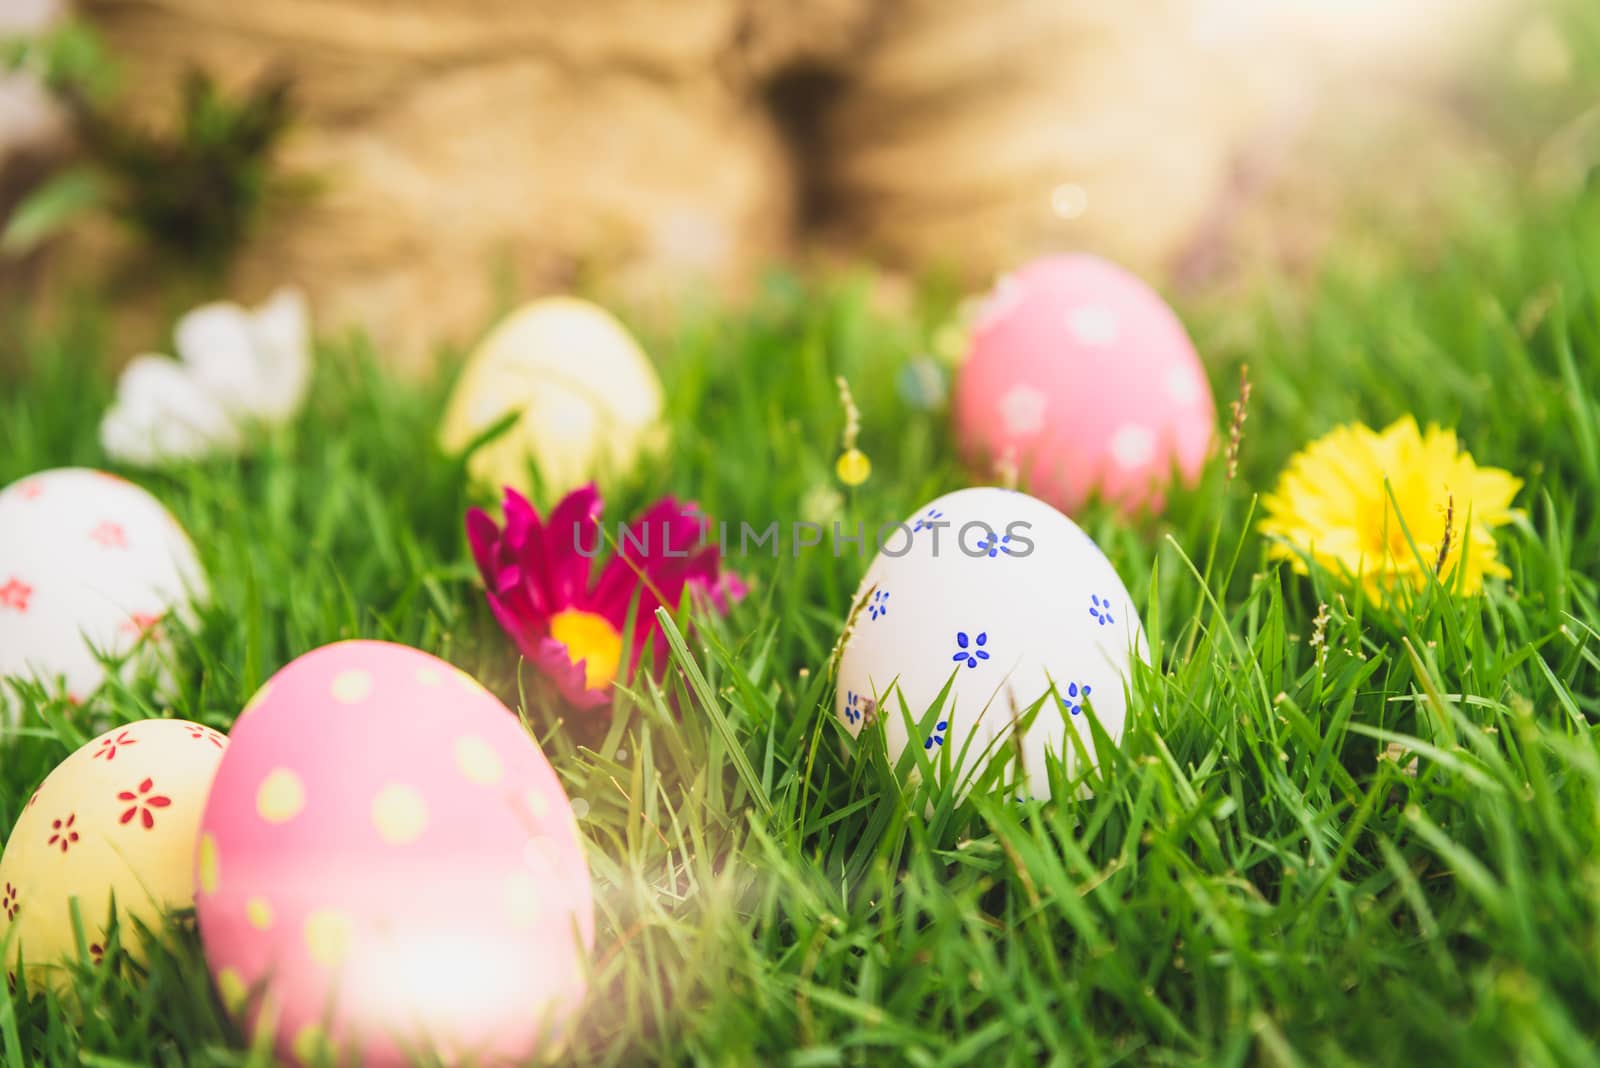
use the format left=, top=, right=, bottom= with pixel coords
left=1089, top=595, right=1115, bottom=626
left=975, top=532, right=1012, bottom=558
left=912, top=508, right=945, bottom=533
left=844, top=690, right=864, bottom=725
left=951, top=631, right=990, bottom=668
left=924, top=718, right=949, bottom=750
left=1060, top=681, right=1091, bottom=717
left=868, top=589, right=890, bottom=621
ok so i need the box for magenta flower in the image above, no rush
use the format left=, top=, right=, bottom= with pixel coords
left=466, top=484, right=744, bottom=707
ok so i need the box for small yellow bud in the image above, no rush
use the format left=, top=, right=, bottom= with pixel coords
left=836, top=449, right=871, bottom=487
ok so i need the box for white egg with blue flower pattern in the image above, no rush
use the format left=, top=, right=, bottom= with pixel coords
left=834, top=487, right=1145, bottom=799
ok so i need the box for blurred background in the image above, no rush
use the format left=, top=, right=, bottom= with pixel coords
left=2, top=0, right=1598, bottom=367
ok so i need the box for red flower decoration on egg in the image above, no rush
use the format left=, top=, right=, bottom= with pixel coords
left=93, top=730, right=138, bottom=761
left=188, top=724, right=226, bottom=748
left=47, top=814, right=80, bottom=853
left=3, top=882, right=19, bottom=920
left=118, top=778, right=173, bottom=830
left=90, top=521, right=129, bottom=549
left=0, top=578, right=31, bottom=613
left=120, top=611, right=165, bottom=639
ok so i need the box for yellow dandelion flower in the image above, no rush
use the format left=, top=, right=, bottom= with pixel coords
left=1259, top=417, right=1522, bottom=604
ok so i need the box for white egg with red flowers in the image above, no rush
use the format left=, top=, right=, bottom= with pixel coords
left=0, top=467, right=207, bottom=708
left=834, top=487, right=1145, bottom=798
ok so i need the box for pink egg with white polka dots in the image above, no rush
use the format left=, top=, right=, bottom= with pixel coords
left=954, top=255, right=1216, bottom=515
left=194, top=640, right=594, bottom=1067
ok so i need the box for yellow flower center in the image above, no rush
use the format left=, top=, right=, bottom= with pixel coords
left=1361, top=500, right=1419, bottom=563
left=549, top=609, right=623, bottom=691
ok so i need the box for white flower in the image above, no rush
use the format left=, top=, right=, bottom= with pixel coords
left=101, top=288, right=311, bottom=466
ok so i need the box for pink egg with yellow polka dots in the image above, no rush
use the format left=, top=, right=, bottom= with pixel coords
left=194, top=640, right=594, bottom=1067
left=954, top=254, right=1216, bottom=515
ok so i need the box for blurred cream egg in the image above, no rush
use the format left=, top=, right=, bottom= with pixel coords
left=834, top=487, right=1145, bottom=799
left=439, top=297, right=665, bottom=501
left=0, top=718, right=227, bottom=993
left=0, top=468, right=207, bottom=708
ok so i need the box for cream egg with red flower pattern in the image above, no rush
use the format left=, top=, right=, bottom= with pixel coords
left=0, top=718, right=227, bottom=994
left=195, top=640, right=594, bottom=1067
left=0, top=468, right=207, bottom=712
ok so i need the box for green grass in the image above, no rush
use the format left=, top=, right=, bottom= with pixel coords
left=5, top=153, right=1600, bottom=1068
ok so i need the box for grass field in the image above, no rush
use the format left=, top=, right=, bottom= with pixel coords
left=5, top=103, right=1600, bottom=1068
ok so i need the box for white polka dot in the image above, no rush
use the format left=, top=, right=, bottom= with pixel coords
left=1108, top=424, right=1157, bottom=469
left=416, top=667, right=442, bottom=687
left=998, top=384, right=1047, bottom=437
left=1065, top=305, right=1119, bottom=347
left=1164, top=364, right=1204, bottom=406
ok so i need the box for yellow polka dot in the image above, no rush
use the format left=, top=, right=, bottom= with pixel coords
left=526, top=789, right=550, bottom=818
left=330, top=669, right=372, bottom=704
left=305, top=910, right=352, bottom=967
left=454, top=736, right=502, bottom=785
left=246, top=897, right=273, bottom=930
left=504, top=872, right=541, bottom=926
left=216, top=966, right=247, bottom=1012
left=241, top=683, right=271, bottom=717
left=416, top=667, right=442, bottom=687
left=256, top=769, right=305, bottom=824
left=197, top=833, right=220, bottom=893
left=371, top=784, right=428, bottom=845
left=293, top=1023, right=334, bottom=1064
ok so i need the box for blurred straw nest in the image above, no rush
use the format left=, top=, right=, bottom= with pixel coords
left=4, top=0, right=1556, bottom=369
